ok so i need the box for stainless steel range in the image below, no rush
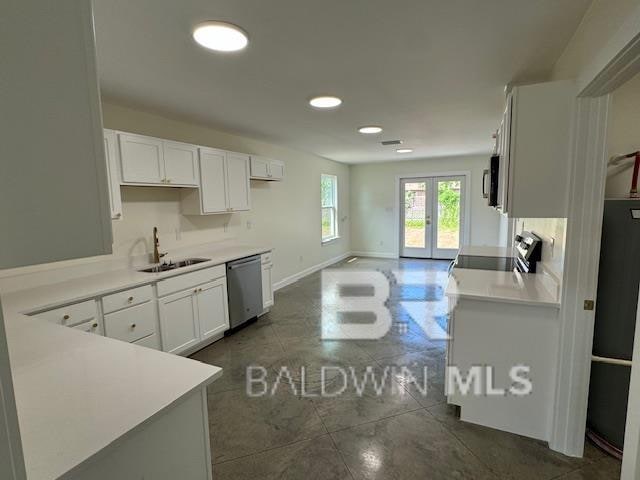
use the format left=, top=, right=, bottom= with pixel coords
left=453, top=231, right=542, bottom=274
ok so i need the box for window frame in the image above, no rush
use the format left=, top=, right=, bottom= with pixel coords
left=321, top=174, right=339, bottom=244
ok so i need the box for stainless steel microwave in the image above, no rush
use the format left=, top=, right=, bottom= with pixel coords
left=482, top=154, right=499, bottom=207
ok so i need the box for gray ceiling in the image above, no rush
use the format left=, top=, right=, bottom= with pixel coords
left=93, top=0, right=590, bottom=164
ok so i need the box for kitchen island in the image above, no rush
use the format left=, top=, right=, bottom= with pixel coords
left=445, top=262, right=561, bottom=442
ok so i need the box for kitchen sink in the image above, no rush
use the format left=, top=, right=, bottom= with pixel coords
left=138, top=258, right=210, bottom=273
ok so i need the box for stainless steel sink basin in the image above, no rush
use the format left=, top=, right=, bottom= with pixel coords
left=138, top=258, right=210, bottom=273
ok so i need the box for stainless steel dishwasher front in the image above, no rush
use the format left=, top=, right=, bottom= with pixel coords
left=226, top=255, right=263, bottom=329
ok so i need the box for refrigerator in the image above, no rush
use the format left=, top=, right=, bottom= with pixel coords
left=587, top=199, right=640, bottom=455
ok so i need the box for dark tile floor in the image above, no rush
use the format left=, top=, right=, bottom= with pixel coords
left=191, top=257, right=621, bottom=480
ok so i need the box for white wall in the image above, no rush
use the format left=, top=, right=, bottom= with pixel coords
left=606, top=72, right=640, bottom=197
left=102, top=101, right=350, bottom=285
left=514, top=218, right=567, bottom=282
left=349, top=154, right=501, bottom=256
left=552, top=0, right=640, bottom=82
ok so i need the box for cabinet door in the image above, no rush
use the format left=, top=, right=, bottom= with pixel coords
left=159, top=289, right=200, bottom=354
left=250, top=156, right=270, bottom=179
left=269, top=161, right=285, bottom=181
left=118, top=133, right=165, bottom=184
left=196, top=279, right=229, bottom=340
left=199, top=148, right=228, bottom=214
left=497, top=95, right=513, bottom=215
left=103, top=130, right=123, bottom=220
left=163, top=141, right=198, bottom=186
left=261, top=263, right=274, bottom=309
left=225, top=152, right=251, bottom=211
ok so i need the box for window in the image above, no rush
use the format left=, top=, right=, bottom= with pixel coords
left=321, top=174, right=338, bottom=242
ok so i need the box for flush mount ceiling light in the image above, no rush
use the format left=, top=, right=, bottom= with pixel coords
left=396, top=148, right=413, bottom=154
left=309, top=96, right=342, bottom=109
left=192, top=21, right=249, bottom=52
left=358, top=125, right=383, bottom=134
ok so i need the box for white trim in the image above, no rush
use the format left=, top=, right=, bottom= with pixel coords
left=550, top=96, right=610, bottom=457
left=394, top=171, right=472, bottom=258
left=273, top=252, right=351, bottom=291
left=0, top=303, right=27, bottom=480
left=349, top=251, right=398, bottom=259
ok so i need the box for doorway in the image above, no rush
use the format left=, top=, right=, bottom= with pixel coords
left=400, top=175, right=465, bottom=259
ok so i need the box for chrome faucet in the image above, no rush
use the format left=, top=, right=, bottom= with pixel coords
left=152, top=227, right=168, bottom=264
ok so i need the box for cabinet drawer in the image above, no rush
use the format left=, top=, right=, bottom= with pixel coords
left=133, top=333, right=160, bottom=350
left=157, top=265, right=225, bottom=297
left=261, top=252, right=272, bottom=265
left=102, top=285, right=153, bottom=314
left=72, top=319, right=102, bottom=335
left=104, top=301, right=156, bottom=343
left=31, top=299, right=97, bottom=327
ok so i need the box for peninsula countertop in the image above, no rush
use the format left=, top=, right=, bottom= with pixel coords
left=446, top=267, right=561, bottom=308
left=1, top=242, right=271, bottom=480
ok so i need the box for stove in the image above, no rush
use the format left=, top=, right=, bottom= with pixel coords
left=454, top=255, right=516, bottom=272
left=453, top=231, right=543, bottom=274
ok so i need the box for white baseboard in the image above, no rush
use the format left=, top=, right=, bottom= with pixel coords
left=273, top=252, right=352, bottom=291
left=349, top=251, right=398, bottom=259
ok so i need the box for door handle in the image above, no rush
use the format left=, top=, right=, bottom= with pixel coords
left=482, top=169, right=489, bottom=199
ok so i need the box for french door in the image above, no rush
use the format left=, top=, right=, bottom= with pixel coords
left=400, top=176, right=465, bottom=259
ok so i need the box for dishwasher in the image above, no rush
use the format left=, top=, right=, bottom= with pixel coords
left=226, top=255, right=263, bottom=329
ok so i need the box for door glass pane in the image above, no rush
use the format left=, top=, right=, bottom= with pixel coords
left=436, top=180, right=461, bottom=249
left=404, top=182, right=426, bottom=248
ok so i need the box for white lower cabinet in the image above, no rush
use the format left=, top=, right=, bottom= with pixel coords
left=158, top=275, right=229, bottom=355
left=261, top=254, right=274, bottom=309
left=158, top=288, right=201, bottom=355
left=197, top=278, right=229, bottom=340
left=104, top=301, right=156, bottom=344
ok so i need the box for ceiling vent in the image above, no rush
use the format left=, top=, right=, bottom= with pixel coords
left=381, top=140, right=403, bottom=146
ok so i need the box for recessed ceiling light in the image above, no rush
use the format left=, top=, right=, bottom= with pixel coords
left=358, top=126, right=383, bottom=134
left=396, top=148, right=413, bottom=154
left=309, top=96, right=342, bottom=109
left=193, top=21, right=249, bottom=52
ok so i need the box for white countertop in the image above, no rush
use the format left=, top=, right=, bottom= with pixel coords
left=458, top=245, right=514, bottom=257
left=446, top=267, right=561, bottom=307
left=1, top=242, right=270, bottom=480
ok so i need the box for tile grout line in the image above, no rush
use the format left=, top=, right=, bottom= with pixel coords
left=421, top=406, right=506, bottom=479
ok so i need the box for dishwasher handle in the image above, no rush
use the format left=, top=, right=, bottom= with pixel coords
left=228, top=257, right=261, bottom=270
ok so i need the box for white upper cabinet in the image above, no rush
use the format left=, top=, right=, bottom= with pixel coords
left=118, top=133, right=164, bottom=184
left=495, top=80, right=574, bottom=218
left=182, top=148, right=251, bottom=215
left=103, top=129, right=123, bottom=220
left=118, top=133, right=198, bottom=187
left=163, top=141, right=199, bottom=186
left=198, top=149, right=228, bottom=213
left=250, top=156, right=285, bottom=181
left=1, top=0, right=112, bottom=268
left=226, top=152, right=251, bottom=211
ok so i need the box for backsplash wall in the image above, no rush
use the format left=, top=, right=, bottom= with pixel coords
left=515, top=217, right=567, bottom=282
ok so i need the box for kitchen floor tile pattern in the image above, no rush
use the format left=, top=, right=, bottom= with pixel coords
left=192, top=257, right=621, bottom=479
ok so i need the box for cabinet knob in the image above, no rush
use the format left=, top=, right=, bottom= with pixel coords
left=127, top=296, right=134, bottom=303
left=167, top=179, right=172, bottom=183
left=63, top=314, right=70, bottom=321
left=115, top=213, right=122, bottom=218
left=194, top=288, right=198, bottom=293
left=92, top=323, right=98, bottom=329
left=131, top=324, right=136, bottom=329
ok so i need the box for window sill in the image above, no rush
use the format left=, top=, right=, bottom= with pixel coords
left=321, top=236, right=340, bottom=246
